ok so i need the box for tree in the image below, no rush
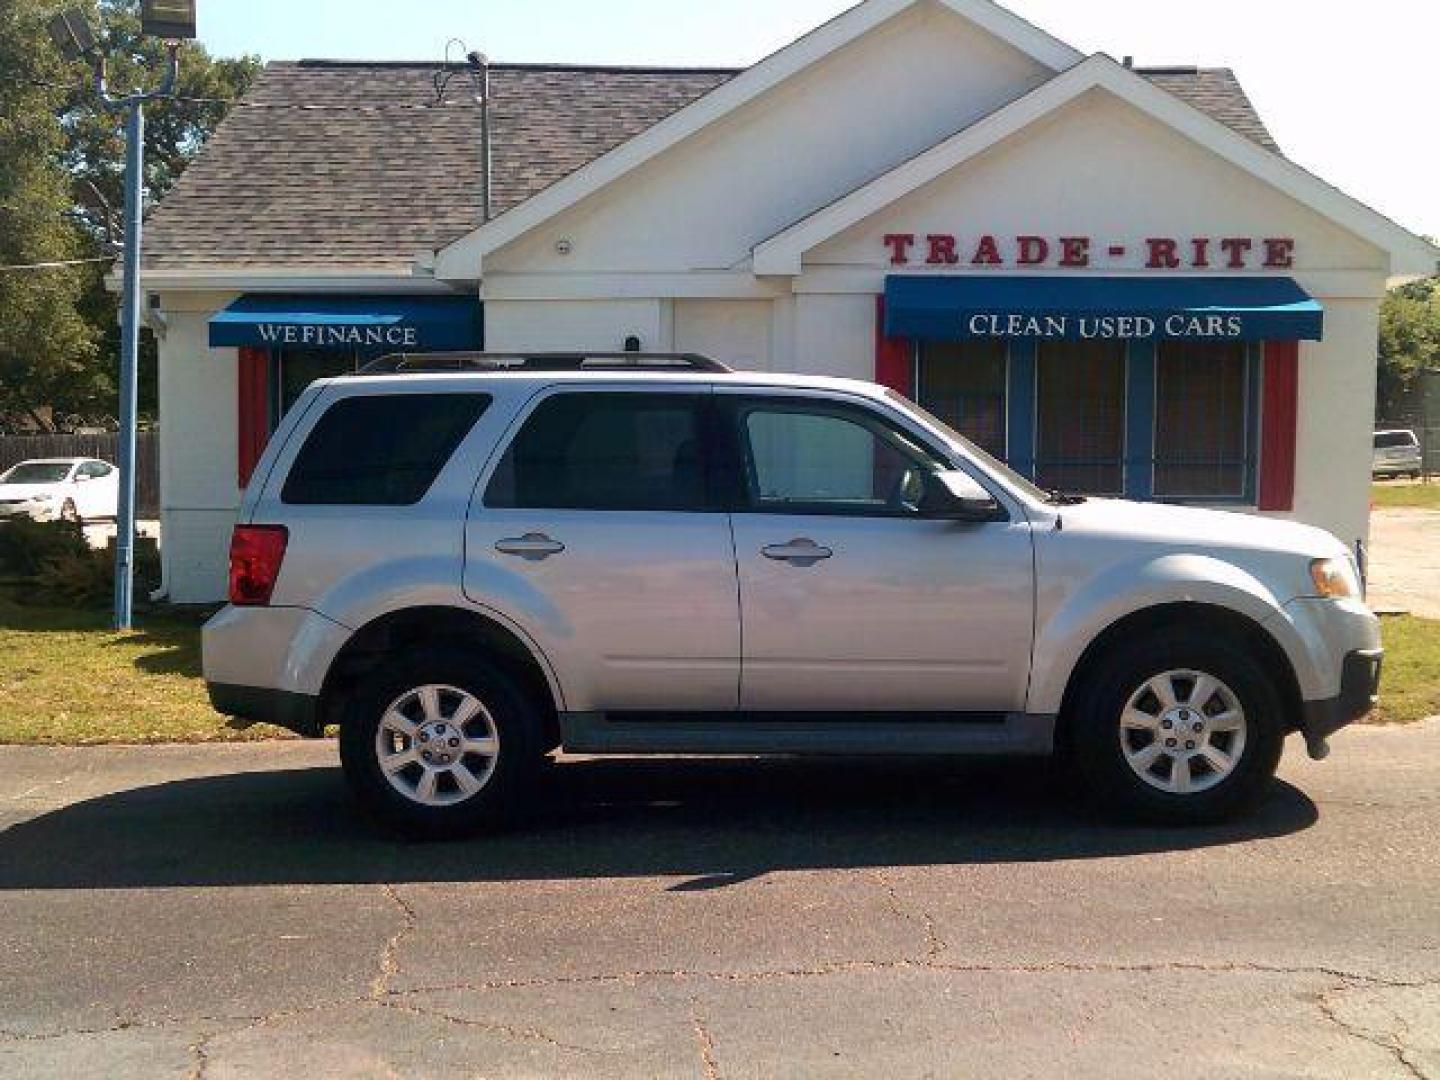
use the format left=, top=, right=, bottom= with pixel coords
left=1377, top=276, right=1440, bottom=421
left=0, top=0, right=97, bottom=429
left=0, top=0, right=259, bottom=429
left=61, top=0, right=261, bottom=424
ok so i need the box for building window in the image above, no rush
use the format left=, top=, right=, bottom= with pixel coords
left=271, top=348, right=364, bottom=426
left=1036, top=340, right=1126, bottom=495
left=1153, top=341, right=1250, bottom=498
left=915, top=340, right=1007, bottom=458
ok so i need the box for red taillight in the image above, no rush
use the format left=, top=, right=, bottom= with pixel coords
left=228, top=525, right=289, bottom=606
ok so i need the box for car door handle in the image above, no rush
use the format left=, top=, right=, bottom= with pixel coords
left=761, top=538, right=833, bottom=566
left=495, top=534, right=566, bottom=561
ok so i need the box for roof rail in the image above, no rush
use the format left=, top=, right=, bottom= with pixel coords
left=356, top=351, right=733, bottom=375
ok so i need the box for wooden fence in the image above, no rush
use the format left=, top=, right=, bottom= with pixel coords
left=0, top=432, right=160, bottom=518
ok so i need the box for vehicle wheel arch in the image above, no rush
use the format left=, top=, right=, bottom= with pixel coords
left=319, top=606, right=563, bottom=750
left=1056, top=602, right=1304, bottom=744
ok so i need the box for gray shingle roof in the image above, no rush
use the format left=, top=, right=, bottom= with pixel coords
left=1137, top=67, right=1279, bottom=153
left=142, top=60, right=1278, bottom=273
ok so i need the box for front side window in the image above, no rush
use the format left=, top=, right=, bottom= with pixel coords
left=283, top=394, right=490, bottom=505
left=736, top=399, right=944, bottom=515
left=485, top=393, right=710, bottom=512
left=1036, top=340, right=1126, bottom=495
left=1154, top=341, right=1249, bottom=498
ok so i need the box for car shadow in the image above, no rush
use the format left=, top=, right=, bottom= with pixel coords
left=0, top=756, right=1319, bottom=892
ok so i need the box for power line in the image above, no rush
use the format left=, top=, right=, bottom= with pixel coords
left=0, top=257, right=109, bottom=271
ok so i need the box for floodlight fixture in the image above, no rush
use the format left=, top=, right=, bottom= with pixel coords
left=140, top=0, right=197, bottom=41
left=47, top=9, right=96, bottom=62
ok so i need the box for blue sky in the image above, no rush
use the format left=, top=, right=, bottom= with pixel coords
left=199, top=0, right=1438, bottom=238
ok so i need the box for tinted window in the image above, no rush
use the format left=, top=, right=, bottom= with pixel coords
left=1154, top=341, right=1249, bottom=498
left=81, top=462, right=113, bottom=478
left=2, top=463, right=71, bottom=484
left=1375, top=432, right=1418, bottom=450
left=737, top=400, right=943, bottom=515
left=1036, top=340, right=1126, bottom=495
left=282, top=394, right=490, bottom=505
left=486, top=393, right=709, bottom=512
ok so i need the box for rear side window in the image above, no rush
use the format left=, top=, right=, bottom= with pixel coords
left=485, top=392, right=709, bottom=512
left=282, top=394, right=490, bottom=505
left=1375, top=432, right=1418, bottom=450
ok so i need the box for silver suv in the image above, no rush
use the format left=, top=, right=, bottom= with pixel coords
left=204, top=354, right=1382, bottom=836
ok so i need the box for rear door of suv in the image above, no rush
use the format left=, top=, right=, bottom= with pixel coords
left=465, top=385, right=740, bottom=711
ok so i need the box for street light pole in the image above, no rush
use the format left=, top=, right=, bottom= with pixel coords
left=51, top=3, right=189, bottom=630
left=99, top=46, right=179, bottom=631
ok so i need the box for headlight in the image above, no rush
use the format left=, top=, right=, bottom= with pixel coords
left=1310, top=557, right=1361, bottom=599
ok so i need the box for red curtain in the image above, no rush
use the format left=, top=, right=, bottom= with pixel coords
left=874, top=296, right=912, bottom=396
left=237, top=347, right=270, bottom=488
left=1258, top=340, right=1299, bottom=511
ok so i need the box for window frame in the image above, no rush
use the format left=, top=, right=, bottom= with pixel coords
left=480, top=386, right=727, bottom=515
left=718, top=393, right=956, bottom=520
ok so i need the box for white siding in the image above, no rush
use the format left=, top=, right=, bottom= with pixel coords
left=156, top=296, right=240, bottom=604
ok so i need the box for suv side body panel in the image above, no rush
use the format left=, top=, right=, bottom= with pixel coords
left=462, top=385, right=741, bottom=712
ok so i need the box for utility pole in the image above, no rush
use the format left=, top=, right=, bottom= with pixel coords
left=49, top=3, right=196, bottom=630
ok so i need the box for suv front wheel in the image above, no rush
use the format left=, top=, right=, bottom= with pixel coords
left=338, top=648, right=543, bottom=837
left=1070, top=631, right=1286, bottom=825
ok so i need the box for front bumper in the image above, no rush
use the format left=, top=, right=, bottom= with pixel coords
left=1298, top=648, right=1383, bottom=753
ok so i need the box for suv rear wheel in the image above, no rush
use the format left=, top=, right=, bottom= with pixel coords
left=1070, top=631, right=1285, bottom=825
left=338, top=647, right=543, bottom=838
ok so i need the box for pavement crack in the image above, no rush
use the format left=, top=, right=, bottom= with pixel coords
left=1317, top=983, right=1430, bottom=1080
left=871, top=870, right=946, bottom=960
left=689, top=1001, right=721, bottom=1080
left=371, top=883, right=419, bottom=1000
left=377, top=999, right=607, bottom=1055
left=185, top=1031, right=212, bottom=1080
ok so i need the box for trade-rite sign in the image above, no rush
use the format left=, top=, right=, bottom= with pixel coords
left=883, top=234, right=1297, bottom=270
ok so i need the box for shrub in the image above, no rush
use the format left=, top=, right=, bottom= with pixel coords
left=0, top=518, right=89, bottom=579
left=30, top=535, right=161, bottom=608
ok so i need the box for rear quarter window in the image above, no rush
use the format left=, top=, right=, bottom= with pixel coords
left=1374, top=432, right=1419, bottom=450
left=282, top=393, right=491, bottom=506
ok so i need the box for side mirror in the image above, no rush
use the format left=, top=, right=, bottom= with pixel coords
left=920, top=470, right=1004, bottom=522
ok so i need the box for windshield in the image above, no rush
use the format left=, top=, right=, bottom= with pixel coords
left=884, top=390, right=1052, bottom=503
left=1, top=462, right=72, bottom=485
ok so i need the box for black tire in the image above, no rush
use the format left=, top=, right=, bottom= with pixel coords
left=1068, top=630, right=1285, bottom=826
left=338, top=646, right=544, bottom=839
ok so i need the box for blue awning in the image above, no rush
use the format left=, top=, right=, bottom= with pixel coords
left=884, top=276, right=1324, bottom=343
left=209, top=294, right=483, bottom=351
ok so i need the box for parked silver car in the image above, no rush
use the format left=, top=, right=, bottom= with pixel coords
left=204, top=354, right=1382, bottom=836
left=1373, top=429, right=1423, bottom=479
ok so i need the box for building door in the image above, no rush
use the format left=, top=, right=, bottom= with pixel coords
left=721, top=389, right=1035, bottom=713
left=1035, top=340, right=1126, bottom=494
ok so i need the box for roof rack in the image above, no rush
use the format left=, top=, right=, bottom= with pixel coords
left=356, top=352, right=733, bottom=376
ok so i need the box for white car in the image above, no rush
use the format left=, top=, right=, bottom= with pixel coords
left=0, top=457, right=120, bottom=524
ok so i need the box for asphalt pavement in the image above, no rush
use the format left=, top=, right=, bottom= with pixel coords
left=2, top=722, right=1438, bottom=1079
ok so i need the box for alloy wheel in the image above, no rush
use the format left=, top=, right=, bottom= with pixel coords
left=1118, top=669, right=1248, bottom=795
left=374, top=684, right=501, bottom=807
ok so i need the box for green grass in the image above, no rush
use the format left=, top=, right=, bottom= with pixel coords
left=0, top=588, right=292, bottom=745
left=0, top=590, right=1435, bottom=745
left=1375, top=615, right=1440, bottom=725
left=1372, top=482, right=1440, bottom=510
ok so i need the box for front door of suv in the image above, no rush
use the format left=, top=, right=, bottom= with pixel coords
left=466, top=387, right=740, bottom=712
left=720, top=390, right=1035, bottom=713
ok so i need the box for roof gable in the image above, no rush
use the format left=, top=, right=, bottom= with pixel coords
left=753, top=54, right=1438, bottom=280
left=433, top=0, right=1084, bottom=279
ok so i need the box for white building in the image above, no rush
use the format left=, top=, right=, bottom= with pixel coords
left=142, top=0, right=1437, bottom=603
